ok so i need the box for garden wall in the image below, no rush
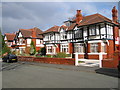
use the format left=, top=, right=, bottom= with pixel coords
left=102, top=51, right=120, bottom=68
left=17, top=56, right=75, bottom=65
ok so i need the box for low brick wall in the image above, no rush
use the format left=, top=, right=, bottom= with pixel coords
left=102, top=51, right=120, bottom=68
left=17, top=56, right=75, bottom=65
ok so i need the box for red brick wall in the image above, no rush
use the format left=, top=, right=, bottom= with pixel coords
left=69, top=43, right=73, bottom=54
left=17, top=56, right=75, bottom=65
left=56, top=44, right=60, bottom=53
left=87, top=43, right=90, bottom=53
left=102, top=51, right=119, bottom=68
left=78, top=54, right=84, bottom=59
left=98, top=43, right=101, bottom=52
left=36, top=47, right=41, bottom=51
left=107, top=40, right=114, bottom=59
left=103, top=55, right=107, bottom=59
left=88, top=55, right=99, bottom=59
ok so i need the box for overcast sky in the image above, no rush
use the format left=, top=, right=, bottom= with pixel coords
left=1, top=2, right=119, bottom=34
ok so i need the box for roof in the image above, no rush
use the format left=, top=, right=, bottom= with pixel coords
left=19, top=27, right=43, bottom=38
left=78, top=13, right=113, bottom=26
left=66, top=13, right=114, bottom=31
left=5, top=33, right=16, bottom=41
left=43, top=26, right=60, bottom=34
left=67, top=23, right=76, bottom=31
left=60, top=25, right=68, bottom=30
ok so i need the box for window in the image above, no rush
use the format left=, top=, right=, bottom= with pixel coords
left=40, top=40, right=43, bottom=44
left=90, top=43, right=98, bottom=53
left=61, top=33, right=67, bottom=40
left=75, top=29, right=83, bottom=38
left=89, top=26, right=96, bottom=35
left=47, top=46, right=53, bottom=53
left=19, top=39, right=23, bottom=44
left=74, top=43, right=84, bottom=53
left=101, top=43, right=106, bottom=52
left=100, top=24, right=106, bottom=35
left=61, top=44, right=69, bottom=53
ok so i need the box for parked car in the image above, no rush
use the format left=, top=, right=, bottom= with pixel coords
left=2, top=54, right=18, bottom=63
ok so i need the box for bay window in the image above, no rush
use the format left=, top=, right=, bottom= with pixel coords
left=47, top=46, right=53, bottom=53
left=61, top=44, right=69, bottom=53
left=101, top=43, right=106, bottom=53
left=74, top=43, right=84, bottom=53
left=90, top=43, right=98, bottom=53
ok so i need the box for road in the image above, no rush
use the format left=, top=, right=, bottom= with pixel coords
left=2, top=61, right=119, bottom=88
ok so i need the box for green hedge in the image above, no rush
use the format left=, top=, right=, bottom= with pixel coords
left=54, top=52, right=67, bottom=58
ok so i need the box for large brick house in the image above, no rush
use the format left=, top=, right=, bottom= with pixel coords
left=11, top=27, right=44, bottom=54
left=42, top=6, right=120, bottom=60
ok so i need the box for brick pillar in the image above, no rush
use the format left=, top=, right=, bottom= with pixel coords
left=107, top=40, right=114, bottom=59
left=87, top=43, right=90, bottom=53
left=69, top=43, right=73, bottom=54
left=113, top=26, right=119, bottom=51
left=98, top=43, right=101, bottom=53
left=32, top=28, right=36, bottom=50
left=56, top=44, right=60, bottom=53
left=69, top=43, right=74, bottom=58
left=25, top=39, right=28, bottom=54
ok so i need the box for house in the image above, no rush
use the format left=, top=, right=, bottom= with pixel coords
left=4, top=33, right=16, bottom=51
left=12, top=27, right=44, bottom=55
left=42, top=6, right=120, bottom=60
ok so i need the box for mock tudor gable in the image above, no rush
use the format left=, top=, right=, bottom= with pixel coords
left=11, top=27, right=44, bottom=54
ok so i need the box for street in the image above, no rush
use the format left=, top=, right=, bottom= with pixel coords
left=2, top=61, right=119, bottom=88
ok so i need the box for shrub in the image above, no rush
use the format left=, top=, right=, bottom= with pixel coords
left=44, top=55, right=52, bottom=58
left=29, top=41, right=36, bottom=55
left=55, top=52, right=67, bottom=58
left=66, top=54, right=71, bottom=57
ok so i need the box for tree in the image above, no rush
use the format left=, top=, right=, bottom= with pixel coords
left=29, top=41, right=36, bottom=55
left=0, top=29, right=2, bottom=56
left=0, top=29, right=11, bottom=56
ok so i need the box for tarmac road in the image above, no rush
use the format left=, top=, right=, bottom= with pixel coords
left=2, top=61, right=119, bottom=88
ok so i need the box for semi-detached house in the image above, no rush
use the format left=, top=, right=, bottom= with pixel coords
left=42, top=6, right=120, bottom=60
left=4, top=33, right=16, bottom=51
left=11, top=27, right=44, bottom=54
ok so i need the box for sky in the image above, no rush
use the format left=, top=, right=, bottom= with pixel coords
left=1, top=1, right=119, bottom=34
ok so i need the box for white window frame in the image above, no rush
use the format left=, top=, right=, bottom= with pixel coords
left=101, top=42, right=106, bottom=53
left=74, top=43, right=84, bottom=53
left=47, top=46, right=53, bottom=53
left=46, top=45, right=56, bottom=54
left=90, top=43, right=98, bottom=53
left=89, top=26, right=96, bottom=35
left=61, top=44, right=69, bottom=54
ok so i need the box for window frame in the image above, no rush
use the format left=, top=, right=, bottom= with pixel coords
left=74, top=43, right=84, bottom=53
left=90, top=43, right=98, bottom=53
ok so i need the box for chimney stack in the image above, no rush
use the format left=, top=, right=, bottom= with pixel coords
left=32, top=28, right=36, bottom=38
left=112, top=6, right=118, bottom=23
left=76, top=10, right=83, bottom=24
